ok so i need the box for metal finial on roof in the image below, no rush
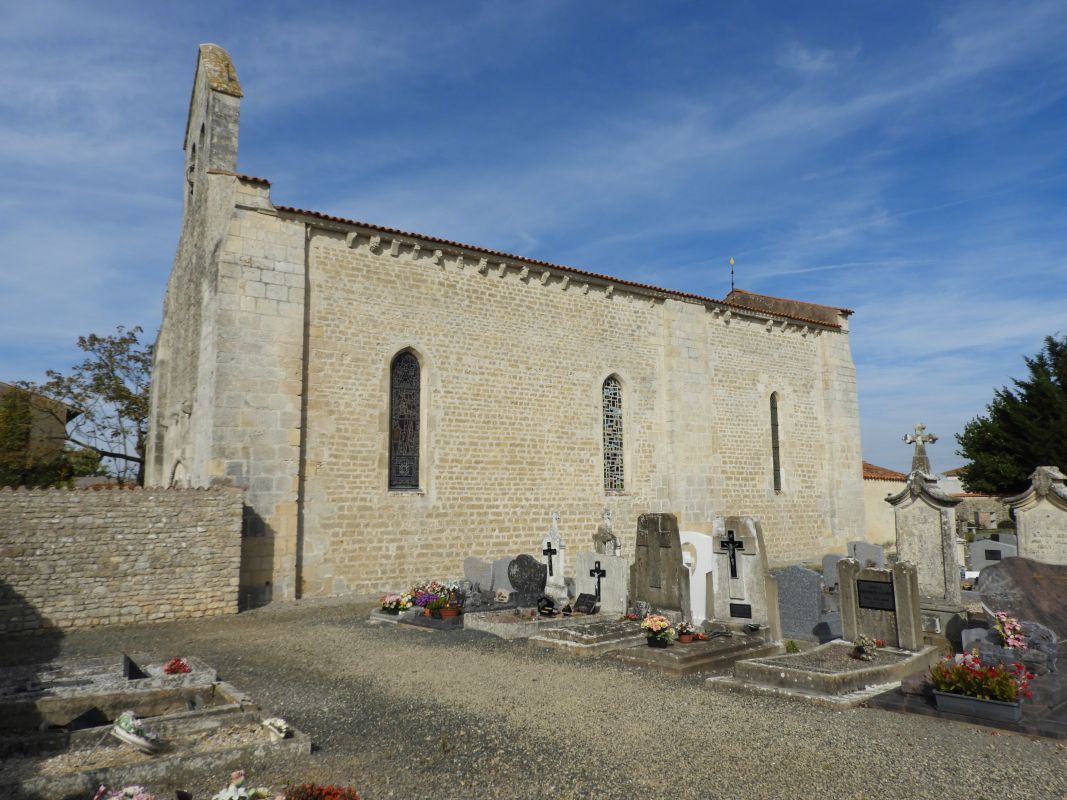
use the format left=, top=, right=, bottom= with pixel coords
left=729, top=257, right=735, bottom=291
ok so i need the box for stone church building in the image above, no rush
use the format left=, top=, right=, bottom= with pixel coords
left=147, top=45, right=867, bottom=606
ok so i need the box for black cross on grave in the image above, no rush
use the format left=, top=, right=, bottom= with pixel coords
left=589, top=560, right=607, bottom=600
left=542, top=541, right=559, bottom=577
left=720, top=530, right=745, bottom=579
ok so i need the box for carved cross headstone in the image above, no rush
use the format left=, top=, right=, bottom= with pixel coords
left=630, top=513, right=688, bottom=613
left=542, top=541, right=559, bottom=577
left=903, top=423, right=938, bottom=474
left=541, top=512, right=568, bottom=606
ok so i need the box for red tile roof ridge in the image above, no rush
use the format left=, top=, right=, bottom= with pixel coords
left=271, top=204, right=844, bottom=330
left=728, top=287, right=854, bottom=316
left=208, top=170, right=272, bottom=186
left=862, top=461, right=908, bottom=481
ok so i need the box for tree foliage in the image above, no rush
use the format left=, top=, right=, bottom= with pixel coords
left=0, top=385, right=103, bottom=487
left=956, top=334, right=1067, bottom=495
left=10, top=326, right=153, bottom=486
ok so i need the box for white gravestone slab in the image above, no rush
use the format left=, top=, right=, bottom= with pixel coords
left=491, top=556, right=516, bottom=596
left=574, top=551, right=628, bottom=615
left=680, top=531, right=715, bottom=625
left=541, top=512, right=569, bottom=606
left=968, top=539, right=1018, bottom=574
left=709, top=516, right=781, bottom=640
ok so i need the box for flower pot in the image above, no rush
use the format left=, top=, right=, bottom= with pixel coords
left=439, top=607, right=461, bottom=619
left=678, top=634, right=694, bottom=644
left=423, top=608, right=433, bottom=617
left=932, top=691, right=1022, bottom=723
left=110, top=724, right=159, bottom=754
left=646, top=636, right=669, bottom=648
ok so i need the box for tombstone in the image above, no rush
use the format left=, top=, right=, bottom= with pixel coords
left=838, top=558, right=923, bottom=651
left=540, top=512, right=569, bottom=607
left=593, top=508, right=621, bottom=557
left=991, top=532, right=1018, bottom=547
left=969, top=620, right=1058, bottom=675
left=491, top=556, right=516, bottom=596
left=821, top=554, right=846, bottom=589
left=1006, top=466, right=1067, bottom=565
left=630, top=513, right=689, bottom=614
left=507, top=554, right=547, bottom=605
left=846, top=541, right=885, bottom=570
left=979, top=557, right=1067, bottom=642
left=575, top=551, right=627, bottom=615
left=463, top=557, right=493, bottom=592
left=122, top=653, right=148, bottom=680
left=967, top=539, right=1018, bottom=574
left=887, top=471, right=962, bottom=606
left=775, top=565, right=841, bottom=643
left=708, top=516, right=781, bottom=640
left=680, top=531, right=715, bottom=625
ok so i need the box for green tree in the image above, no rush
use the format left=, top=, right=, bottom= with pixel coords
left=16, top=326, right=153, bottom=486
left=956, top=334, right=1067, bottom=494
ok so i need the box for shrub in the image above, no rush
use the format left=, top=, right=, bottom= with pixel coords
left=785, top=640, right=800, bottom=654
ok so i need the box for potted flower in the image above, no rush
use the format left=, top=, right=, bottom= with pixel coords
left=993, top=611, right=1026, bottom=650
left=163, top=657, right=191, bottom=675
left=640, top=614, right=676, bottom=648
left=379, top=592, right=414, bottom=615
left=426, top=596, right=449, bottom=618
left=438, top=586, right=464, bottom=619
left=676, top=622, right=697, bottom=643
left=929, top=650, right=1033, bottom=722
left=110, top=710, right=160, bottom=754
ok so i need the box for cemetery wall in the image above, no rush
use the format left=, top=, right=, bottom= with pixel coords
left=0, top=487, right=242, bottom=634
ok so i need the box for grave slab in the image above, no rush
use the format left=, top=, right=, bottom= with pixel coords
left=609, top=632, right=780, bottom=676
left=528, top=618, right=644, bottom=657
left=463, top=608, right=596, bottom=640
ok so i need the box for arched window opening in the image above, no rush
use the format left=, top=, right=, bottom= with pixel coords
left=770, top=393, right=782, bottom=493
left=603, top=376, right=624, bottom=492
left=389, top=351, right=420, bottom=490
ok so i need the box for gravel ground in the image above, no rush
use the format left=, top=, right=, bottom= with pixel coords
left=4, top=599, right=1066, bottom=800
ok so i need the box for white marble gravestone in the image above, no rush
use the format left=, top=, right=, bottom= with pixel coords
left=541, top=512, right=569, bottom=606
left=680, top=531, right=714, bottom=625
left=709, top=516, right=781, bottom=640
left=574, top=551, right=627, bottom=614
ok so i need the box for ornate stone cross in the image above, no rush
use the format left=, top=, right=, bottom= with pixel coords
left=903, top=423, right=938, bottom=474
left=720, top=529, right=745, bottom=579
left=589, top=560, right=607, bottom=600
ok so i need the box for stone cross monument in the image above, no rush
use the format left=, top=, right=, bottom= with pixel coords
left=542, top=512, right=569, bottom=607
left=903, top=423, right=938, bottom=474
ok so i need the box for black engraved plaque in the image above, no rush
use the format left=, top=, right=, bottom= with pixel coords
left=985, top=549, right=1003, bottom=561
left=574, top=593, right=598, bottom=614
left=857, top=579, right=895, bottom=612
left=729, top=602, right=753, bottom=619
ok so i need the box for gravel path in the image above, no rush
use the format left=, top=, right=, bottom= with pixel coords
left=4, top=599, right=1066, bottom=800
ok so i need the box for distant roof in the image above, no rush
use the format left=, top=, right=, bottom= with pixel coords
left=863, top=461, right=907, bottom=482
left=223, top=174, right=851, bottom=331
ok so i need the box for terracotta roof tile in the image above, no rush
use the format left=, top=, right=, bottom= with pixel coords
left=863, top=461, right=907, bottom=482
left=270, top=202, right=844, bottom=330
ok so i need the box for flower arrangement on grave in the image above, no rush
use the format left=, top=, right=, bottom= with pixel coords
left=110, top=710, right=160, bottom=753
left=263, top=717, right=292, bottom=741
left=623, top=612, right=641, bottom=621
left=211, top=770, right=277, bottom=800
left=928, top=650, right=1034, bottom=703
left=379, top=592, right=414, bottom=613
left=284, top=783, right=361, bottom=800
left=162, top=656, right=191, bottom=675
left=992, top=611, right=1026, bottom=650
left=94, top=786, right=159, bottom=800
left=850, top=635, right=879, bottom=661
left=677, top=621, right=697, bottom=635
left=640, top=614, right=677, bottom=642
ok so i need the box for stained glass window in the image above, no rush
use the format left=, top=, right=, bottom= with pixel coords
left=603, top=376, right=624, bottom=491
left=389, top=351, right=420, bottom=490
left=770, top=392, right=782, bottom=492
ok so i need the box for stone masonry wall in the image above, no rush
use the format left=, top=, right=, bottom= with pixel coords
left=0, top=487, right=242, bottom=634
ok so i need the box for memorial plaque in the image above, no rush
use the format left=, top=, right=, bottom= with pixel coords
left=574, top=593, right=598, bottom=615
left=729, top=602, right=753, bottom=619
left=985, top=549, right=1002, bottom=561
left=856, top=580, right=895, bottom=612
left=921, top=614, right=942, bottom=634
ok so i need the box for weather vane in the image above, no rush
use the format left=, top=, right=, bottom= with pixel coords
left=729, top=257, right=735, bottom=291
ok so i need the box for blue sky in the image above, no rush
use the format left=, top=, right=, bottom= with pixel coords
left=2, top=1, right=1065, bottom=473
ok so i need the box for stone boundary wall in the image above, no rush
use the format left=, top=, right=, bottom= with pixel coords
left=0, top=487, right=243, bottom=634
